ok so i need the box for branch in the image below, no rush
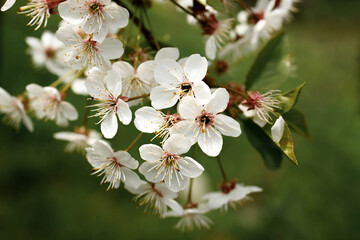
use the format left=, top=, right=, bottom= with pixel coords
left=114, top=0, right=159, bottom=50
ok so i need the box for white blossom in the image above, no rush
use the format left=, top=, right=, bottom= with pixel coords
left=56, top=26, right=124, bottom=71
left=238, top=103, right=267, bottom=127
left=113, top=47, right=180, bottom=106
left=125, top=180, right=182, bottom=216
left=85, top=70, right=132, bottom=139
left=164, top=204, right=213, bottom=231
left=26, top=31, right=68, bottom=76
left=176, top=88, right=241, bottom=157
left=203, top=182, right=262, bottom=211
left=26, top=83, right=78, bottom=126
left=54, top=127, right=102, bottom=153
left=240, top=90, right=281, bottom=123
left=0, top=87, right=33, bottom=132
left=151, top=54, right=211, bottom=109
left=139, top=134, right=204, bottom=192
left=134, top=106, right=181, bottom=142
left=58, top=0, right=129, bottom=43
left=86, top=140, right=141, bottom=190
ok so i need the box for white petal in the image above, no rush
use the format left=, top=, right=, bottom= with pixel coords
left=139, top=162, right=162, bottom=183
left=22, top=113, right=34, bottom=132
left=125, top=180, right=150, bottom=195
left=163, top=134, right=191, bottom=155
left=154, top=60, right=183, bottom=87
left=60, top=101, right=78, bottom=121
left=178, top=96, right=202, bottom=120
left=164, top=171, right=188, bottom=192
left=122, top=168, right=141, bottom=189
left=271, top=116, right=285, bottom=143
left=192, top=81, right=211, bottom=105
left=1, top=0, right=15, bottom=11
left=172, top=120, right=199, bottom=145
left=134, top=107, right=165, bottom=133
left=163, top=198, right=183, bottom=214
left=183, top=54, right=208, bottom=83
left=92, top=140, right=114, bottom=157
left=139, top=144, right=164, bottom=162
left=178, top=157, right=204, bottom=178
left=198, top=127, right=223, bottom=157
left=113, top=151, right=139, bottom=169
left=214, top=114, right=241, bottom=137
left=101, top=112, right=118, bottom=139
left=150, top=86, right=180, bottom=110
left=205, top=36, right=217, bottom=60
left=100, top=37, right=124, bottom=60
left=112, top=61, right=134, bottom=79
left=116, top=99, right=132, bottom=125
left=204, top=192, right=229, bottom=210
left=205, top=88, right=229, bottom=114
left=106, top=70, right=122, bottom=97
left=155, top=47, right=180, bottom=61
left=137, top=60, right=157, bottom=82
left=0, top=87, right=12, bottom=104
left=85, top=80, right=107, bottom=99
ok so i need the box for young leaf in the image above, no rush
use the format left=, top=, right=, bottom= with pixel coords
left=245, top=32, right=292, bottom=91
left=263, top=118, right=298, bottom=166
left=283, top=109, right=311, bottom=139
left=243, top=120, right=283, bottom=169
left=207, top=0, right=224, bottom=11
left=279, top=82, right=306, bottom=114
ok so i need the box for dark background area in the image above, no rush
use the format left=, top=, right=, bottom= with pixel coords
left=0, top=0, right=359, bottom=239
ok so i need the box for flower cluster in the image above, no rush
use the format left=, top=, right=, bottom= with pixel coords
left=1, top=0, right=305, bottom=232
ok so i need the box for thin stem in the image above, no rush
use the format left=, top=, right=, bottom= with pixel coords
left=114, top=0, right=159, bottom=50
left=169, top=0, right=197, bottom=19
left=49, top=69, right=77, bottom=88
left=215, top=84, right=248, bottom=98
left=60, top=69, right=85, bottom=93
left=125, top=132, right=144, bottom=152
left=127, top=94, right=150, bottom=102
left=186, top=178, right=194, bottom=204
left=238, top=0, right=258, bottom=20
left=216, top=155, right=228, bottom=182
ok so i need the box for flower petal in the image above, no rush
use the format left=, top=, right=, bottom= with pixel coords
left=214, top=114, right=241, bottom=137
left=205, top=88, right=229, bottom=114
left=122, top=167, right=141, bottom=189
left=139, top=144, right=164, bottom=162
left=106, top=70, right=122, bottom=97
left=198, top=127, right=223, bottom=157
left=178, top=96, right=203, bottom=120
left=163, top=134, right=192, bottom=155
left=150, top=86, right=180, bottom=110
left=155, top=47, right=180, bottom=61
left=100, top=37, right=124, bottom=60
left=154, top=59, right=183, bottom=87
left=134, top=107, right=165, bottom=133
left=271, top=116, right=285, bottom=143
left=139, top=162, right=162, bottom=183
left=101, top=112, right=118, bottom=139
left=178, top=157, right=204, bottom=178
left=183, top=54, right=208, bottom=83
left=116, top=99, right=132, bottom=125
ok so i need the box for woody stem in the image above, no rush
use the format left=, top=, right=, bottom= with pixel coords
left=125, top=132, right=144, bottom=152
left=216, top=155, right=228, bottom=182
left=127, top=94, right=150, bottom=102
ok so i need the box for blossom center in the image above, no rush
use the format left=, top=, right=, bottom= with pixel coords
left=180, top=82, right=193, bottom=95
left=196, top=111, right=215, bottom=132
left=88, top=1, right=103, bottom=13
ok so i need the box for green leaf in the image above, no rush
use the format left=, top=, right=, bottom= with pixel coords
left=207, top=0, right=224, bottom=11
left=283, top=109, right=311, bottom=139
left=245, top=32, right=292, bottom=91
left=243, top=120, right=283, bottom=169
left=279, top=82, right=306, bottom=114
left=263, top=118, right=298, bottom=166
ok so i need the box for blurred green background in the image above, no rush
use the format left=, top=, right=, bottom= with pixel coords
left=1, top=0, right=359, bottom=239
